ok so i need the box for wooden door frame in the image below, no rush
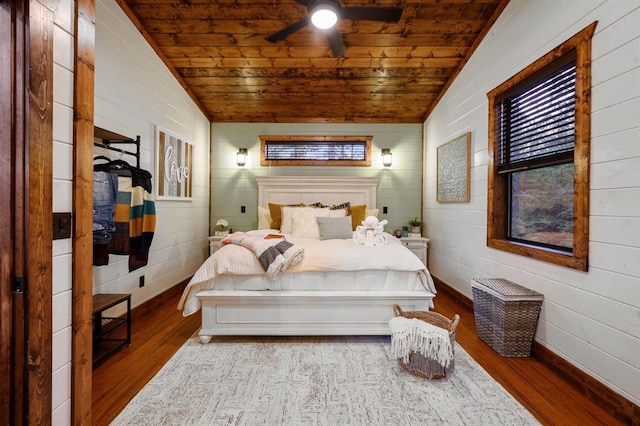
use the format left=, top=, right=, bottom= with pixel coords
left=25, top=5, right=56, bottom=422
left=0, top=0, right=58, bottom=423
left=0, top=0, right=96, bottom=423
left=72, top=0, right=96, bottom=423
left=0, top=1, right=18, bottom=422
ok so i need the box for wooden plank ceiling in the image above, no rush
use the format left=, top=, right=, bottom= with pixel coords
left=118, top=0, right=510, bottom=123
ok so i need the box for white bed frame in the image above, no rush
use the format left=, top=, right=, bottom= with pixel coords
left=197, top=176, right=435, bottom=342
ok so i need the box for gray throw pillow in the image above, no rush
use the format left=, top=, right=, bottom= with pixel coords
left=316, top=216, right=353, bottom=240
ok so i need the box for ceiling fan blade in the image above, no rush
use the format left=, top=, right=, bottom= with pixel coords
left=326, top=28, right=346, bottom=57
left=266, top=17, right=311, bottom=43
left=341, top=7, right=403, bottom=22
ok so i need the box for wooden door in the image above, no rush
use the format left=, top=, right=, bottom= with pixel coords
left=0, top=1, right=55, bottom=423
left=0, top=1, right=18, bottom=423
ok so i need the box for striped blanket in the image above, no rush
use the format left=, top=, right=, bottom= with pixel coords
left=221, top=233, right=304, bottom=279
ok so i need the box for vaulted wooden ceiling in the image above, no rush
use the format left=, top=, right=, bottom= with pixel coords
left=117, top=0, right=510, bottom=123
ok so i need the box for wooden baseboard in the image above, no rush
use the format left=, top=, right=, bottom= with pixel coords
left=432, top=276, right=474, bottom=312
left=130, top=277, right=190, bottom=321
left=433, top=275, right=639, bottom=425
left=530, top=342, right=639, bottom=425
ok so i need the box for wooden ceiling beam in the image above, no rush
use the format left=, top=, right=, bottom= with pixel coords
left=127, top=3, right=498, bottom=21
left=208, top=113, right=425, bottom=124
left=195, top=92, right=438, bottom=101
left=209, top=111, right=425, bottom=121
left=163, top=45, right=469, bottom=60
left=184, top=76, right=449, bottom=87
left=151, top=33, right=477, bottom=47
left=211, top=117, right=424, bottom=124
left=173, top=62, right=458, bottom=74
left=139, top=19, right=487, bottom=35
left=177, top=66, right=453, bottom=78
left=168, top=56, right=461, bottom=68
left=189, top=84, right=445, bottom=95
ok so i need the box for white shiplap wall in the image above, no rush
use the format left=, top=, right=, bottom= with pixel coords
left=93, top=1, right=210, bottom=309
left=52, top=0, right=75, bottom=423
left=50, top=0, right=210, bottom=421
left=424, top=0, right=640, bottom=405
left=210, top=123, right=423, bottom=233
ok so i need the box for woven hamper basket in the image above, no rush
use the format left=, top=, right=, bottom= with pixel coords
left=471, top=278, right=543, bottom=357
left=392, top=305, right=460, bottom=379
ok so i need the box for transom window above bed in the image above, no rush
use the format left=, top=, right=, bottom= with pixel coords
left=260, top=135, right=372, bottom=166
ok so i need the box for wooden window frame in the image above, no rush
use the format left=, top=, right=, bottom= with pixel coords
left=486, top=22, right=596, bottom=272
left=259, top=135, right=372, bottom=166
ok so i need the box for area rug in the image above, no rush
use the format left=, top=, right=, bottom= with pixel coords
left=111, top=335, right=540, bottom=425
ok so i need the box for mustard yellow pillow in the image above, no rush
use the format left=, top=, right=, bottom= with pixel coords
left=348, top=204, right=367, bottom=230
left=268, top=203, right=284, bottom=230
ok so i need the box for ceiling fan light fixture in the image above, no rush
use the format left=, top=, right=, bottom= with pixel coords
left=310, top=0, right=339, bottom=29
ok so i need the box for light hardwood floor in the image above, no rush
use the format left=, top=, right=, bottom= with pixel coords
left=92, top=287, right=626, bottom=426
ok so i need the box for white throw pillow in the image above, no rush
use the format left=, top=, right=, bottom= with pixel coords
left=257, top=206, right=272, bottom=230
left=291, top=208, right=326, bottom=239
left=281, top=206, right=344, bottom=234
left=328, top=208, right=347, bottom=218
left=281, top=206, right=306, bottom=234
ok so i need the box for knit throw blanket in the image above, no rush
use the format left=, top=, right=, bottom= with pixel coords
left=389, top=316, right=454, bottom=368
left=110, top=175, right=156, bottom=272
left=221, top=233, right=304, bottom=280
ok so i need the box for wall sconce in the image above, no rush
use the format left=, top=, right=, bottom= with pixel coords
left=236, top=148, right=248, bottom=166
left=382, top=148, right=392, bottom=167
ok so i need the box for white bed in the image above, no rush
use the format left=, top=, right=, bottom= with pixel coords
left=179, top=176, right=437, bottom=342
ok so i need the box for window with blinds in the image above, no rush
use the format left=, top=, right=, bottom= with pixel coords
left=260, top=135, right=372, bottom=166
left=487, top=53, right=579, bottom=252
left=496, top=59, right=577, bottom=173
left=486, top=21, right=595, bottom=272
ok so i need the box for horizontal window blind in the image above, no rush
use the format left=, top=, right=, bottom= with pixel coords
left=264, top=141, right=367, bottom=161
left=496, top=61, right=576, bottom=173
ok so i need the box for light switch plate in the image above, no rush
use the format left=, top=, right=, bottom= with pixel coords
left=53, top=212, right=72, bottom=239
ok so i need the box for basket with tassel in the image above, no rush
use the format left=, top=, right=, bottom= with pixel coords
left=391, top=304, right=460, bottom=379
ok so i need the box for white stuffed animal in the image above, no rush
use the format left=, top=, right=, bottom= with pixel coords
left=353, top=215, right=389, bottom=246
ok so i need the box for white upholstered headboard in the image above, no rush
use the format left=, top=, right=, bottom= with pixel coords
left=256, top=176, right=378, bottom=208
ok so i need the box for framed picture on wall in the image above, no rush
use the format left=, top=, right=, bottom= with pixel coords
left=155, top=127, right=193, bottom=201
left=437, top=132, right=471, bottom=203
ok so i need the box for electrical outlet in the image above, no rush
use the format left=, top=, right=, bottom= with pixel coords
left=139, top=275, right=145, bottom=288
left=383, top=207, right=388, bottom=214
left=241, top=205, right=246, bottom=213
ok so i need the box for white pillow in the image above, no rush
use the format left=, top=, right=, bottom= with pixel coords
left=257, top=206, right=272, bottom=230
left=281, top=206, right=305, bottom=234
left=328, top=208, right=347, bottom=218
left=291, top=208, right=325, bottom=239
left=281, top=206, right=345, bottom=234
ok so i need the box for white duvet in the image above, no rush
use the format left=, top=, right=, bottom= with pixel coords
left=178, top=231, right=436, bottom=316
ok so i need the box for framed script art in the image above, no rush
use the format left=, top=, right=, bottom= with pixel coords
left=437, top=132, right=471, bottom=203
left=155, top=127, right=193, bottom=201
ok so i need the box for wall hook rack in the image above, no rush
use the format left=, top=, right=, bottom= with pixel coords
left=94, top=127, right=141, bottom=168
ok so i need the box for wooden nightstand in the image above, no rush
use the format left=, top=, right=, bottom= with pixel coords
left=400, top=236, right=430, bottom=266
left=208, top=233, right=228, bottom=256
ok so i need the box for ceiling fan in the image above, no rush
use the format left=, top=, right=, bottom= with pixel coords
left=265, top=0, right=403, bottom=57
